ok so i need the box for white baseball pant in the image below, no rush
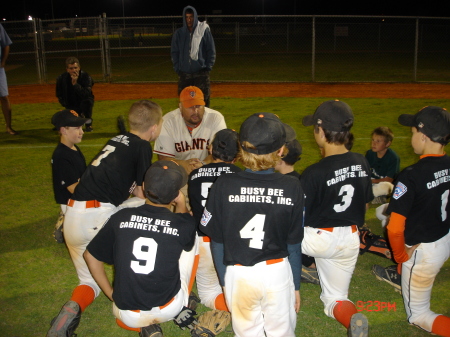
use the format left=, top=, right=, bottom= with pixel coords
left=302, top=226, right=360, bottom=318
left=402, top=230, right=450, bottom=332
left=113, top=235, right=200, bottom=328
left=224, top=258, right=296, bottom=337
left=64, top=197, right=145, bottom=297
left=196, top=237, right=224, bottom=310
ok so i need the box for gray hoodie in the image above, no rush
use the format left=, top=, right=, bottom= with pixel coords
left=171, top=6, right=216, bottom=74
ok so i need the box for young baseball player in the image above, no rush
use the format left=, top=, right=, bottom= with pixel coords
left=187, top=129, right=241, bottom=313
left=274, top=138, right=320, bottom=285
left=84, top=160, right=199, bottom=337
left=376, top=106, right=450, bottom=336
left=366, top=126, right=400, bottom=184
left=47, top=100, right=163, bottom=337
left=301, top=100, right=373, bottom=337
left=201, top=113, right=304, bottom=337
left=51, top=109, right=91, bottom=243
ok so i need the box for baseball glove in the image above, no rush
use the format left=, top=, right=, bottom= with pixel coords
left=53, top=210, right=65, bottom=244
left=190, top=310, right=231, bottom=337
left=173, top=306, right=197, bottom=330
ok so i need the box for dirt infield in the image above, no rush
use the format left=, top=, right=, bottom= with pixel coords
left=8, top=82, right=450, bottom=104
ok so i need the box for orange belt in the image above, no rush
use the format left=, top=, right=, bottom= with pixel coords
left=159, top=297, right=175, bottom=309
left=235, top=258, right=284, bottom=266
left=128, top=296, right=175, bottom=312
left=318, top=224, right=358, bottom=233
left=68, top=199, right=101, bottom=208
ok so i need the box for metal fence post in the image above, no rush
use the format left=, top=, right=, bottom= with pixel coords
left=413, top=18, right=419, bottom=82
left=100, top=13, right=111, bottom=83
left=286, top=22, right=289, bottom=53
left=312, top=16, right=316, bottom=82
left=235, top=22, right=240, bottom=54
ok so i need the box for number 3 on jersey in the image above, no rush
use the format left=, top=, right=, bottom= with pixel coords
left=333, top=184, right=355, bottom=213
left=240, top=214, right=266, bottom=249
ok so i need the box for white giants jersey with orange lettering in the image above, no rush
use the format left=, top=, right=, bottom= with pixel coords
left=154, top=107, right=226, bottom=161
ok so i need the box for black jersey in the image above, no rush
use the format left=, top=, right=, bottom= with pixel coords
left=51, top=143, right=86, bottom=204
left=86, top=204, right=196, bottom=310
left=301, top=152, right=373, bottom=228
left=201, top=170, right=304, bottom=266
left=387, top=154, right=450, bottom=245
left=188, top=162, right=242, bottom=231
left=73, top=133, right=153, bottom=206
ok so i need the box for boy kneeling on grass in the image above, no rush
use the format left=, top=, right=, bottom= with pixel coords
left=201, top=112, right=304, bottom=337
left=84, top=160, right=199, bottom=337
left=373, top=106, right=450, bottom=337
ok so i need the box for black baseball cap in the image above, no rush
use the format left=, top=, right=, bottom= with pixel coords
left=144, top=160, right=188, bottom=204
left=51, top=109, right=91, bottom=128
left=399, top=106, right=450, bottom=145
left=282, top=139, right=302, bottom=164
left=302, top=100, right=354, bottom=132
left=240, top=112, right=297, bottom=155
left=211, top=129, right=239, bottom=162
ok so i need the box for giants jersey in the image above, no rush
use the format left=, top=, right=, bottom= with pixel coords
left=154, top=108, right=226, bottom=161
left=188, top=162, right=242, bottom=230
left=73, top=132, right=152, bottom=206
left=51, top=143, right=86, bottom=204
left=86, top=204, right=196, bottom=310
left=387, top=154, right=450, bottom=245
left=301, top=152, right=373, bottom=228
left=201, top=171, right=304, bottom=266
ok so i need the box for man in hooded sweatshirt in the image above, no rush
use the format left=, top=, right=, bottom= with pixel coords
left=171, top=6, right=216, bottom=107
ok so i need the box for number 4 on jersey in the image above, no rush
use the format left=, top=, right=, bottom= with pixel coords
left=240, top=214, right=266, bottom=249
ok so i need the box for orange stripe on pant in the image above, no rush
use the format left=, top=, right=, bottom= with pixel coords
left=188, top=253, right=200, bottom=293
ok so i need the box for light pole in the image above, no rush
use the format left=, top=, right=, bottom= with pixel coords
left=122, top=0, right=125, bottom=29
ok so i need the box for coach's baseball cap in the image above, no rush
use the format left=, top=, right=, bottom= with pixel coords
left=240, top=112, right=296, bottom=155
left=302, top=100, right=354, bottom=132
left=282, top=139, right=302, bottom=164
left=399, top=106, right=450, bottom=145
left=51, top=109, right=91, bottom=128
left=144, top=160, right=188, bottom=204
left=211, top=129, right=239, bottom=162
left=180, top=86, right=205, bottom=108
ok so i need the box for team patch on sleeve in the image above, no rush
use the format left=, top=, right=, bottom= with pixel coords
left=200, top=208, right=212, bottom=227
left=393, top=182, right=407, bottom=200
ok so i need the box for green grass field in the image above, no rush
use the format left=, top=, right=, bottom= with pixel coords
left=1, top=95, right=450, bottom=336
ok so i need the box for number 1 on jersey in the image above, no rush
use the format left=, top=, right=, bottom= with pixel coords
left=240, top=214, right=266, bottom=249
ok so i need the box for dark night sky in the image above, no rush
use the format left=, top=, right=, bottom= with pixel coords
left=2, top=0, right=449, bottom=21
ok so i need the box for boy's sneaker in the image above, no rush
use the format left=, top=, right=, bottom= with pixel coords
left=47, top=300, right=81, bottom=337
left=372, top=264, right=401, bottom=293
left=301, top=265, right=320, bottom=285
left=348, top=313, right=368, bottom=337
left=139, top=324, right=163, bottom=337
left=359, top=226, right=392, bottom=260
left=188, top=291, right=200, bottom=311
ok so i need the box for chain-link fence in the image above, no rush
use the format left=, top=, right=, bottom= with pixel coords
left=3, top=15, right=450, bottom=85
